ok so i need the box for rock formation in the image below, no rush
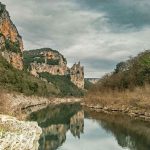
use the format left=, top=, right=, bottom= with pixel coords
left=0, top=2, right=84, bottom=89
left=28, top=49, right=68, bottom=77
left=70, top=62, right=84, bottom=89
left=0, top=2, right=23, bottom=70
left=0, top=115, right=42, bottom=150
left=24, top=48, right=85, bottom=89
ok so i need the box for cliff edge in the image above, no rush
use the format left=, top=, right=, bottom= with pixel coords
left=0, top=2, right=23, bottom=70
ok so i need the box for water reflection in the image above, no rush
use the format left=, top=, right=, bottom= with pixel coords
left=29, top=104, right=150, bottom=150
left=86, top=110, right=150, bottom=150
left=29, top=103, right=84, bottom=150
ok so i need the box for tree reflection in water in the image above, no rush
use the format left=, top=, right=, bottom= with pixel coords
left=86, top=110, right=150, bottom=150
left=29, top=103, right=84, bottom=150
left=29, top=104, right=150, bottom=150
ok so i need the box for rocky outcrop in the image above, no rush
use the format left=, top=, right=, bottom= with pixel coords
left=1, top=51, right=23, bottom=70
left=0, top=115, right=42, bottom=150
left=24, top=48, right=68, bottom=77
left=70, top=62, right=84, bottom=89
left=0, top=2, right=23, bottom=70
left=24, top=48, right=84, bottom=89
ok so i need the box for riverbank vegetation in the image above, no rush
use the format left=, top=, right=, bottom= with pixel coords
left=86, top=50, right=150, bottom=110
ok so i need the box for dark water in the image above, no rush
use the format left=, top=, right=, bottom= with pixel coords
left=29, top=103, right=150, bottom=150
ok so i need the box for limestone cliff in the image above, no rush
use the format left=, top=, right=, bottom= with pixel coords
left=70, top=62, right=84, bottom=89
left=24, top=48, right=84, bottom=89
left=24, top=48, right=68, bottom=76
left=0, top=2, right=23, bottom=70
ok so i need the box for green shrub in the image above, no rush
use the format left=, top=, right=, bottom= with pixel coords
left=47, top=59, right=59, bottom=65
left=97, top=50, right=150, bottom=91
left=84, top=79, right=93, bottom=90
left=5, top=39, right=21, bottom=53
left=38, top=72, right=84, bottom=97
left=0, top=55, right=59, bottom=97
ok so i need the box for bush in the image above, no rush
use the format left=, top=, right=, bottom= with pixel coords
left=38, top=72, right=84, bottom=97
left=84, top=79, right=93, bottom=90
left=0, top=55, right=59, bottom=97
left=5, top=39, right=21, bottom=53
left=96, top=50, right=150, bottom=91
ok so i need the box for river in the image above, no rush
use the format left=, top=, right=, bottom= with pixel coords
left=28, top=103, right=150, bottom=150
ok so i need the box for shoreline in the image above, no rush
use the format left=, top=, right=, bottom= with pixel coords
left=0, top=93, right=82, bottom=150
left=21, top=97, right=83, bottom=115
left=3, top=93, right=82, bottom=117
left=82, top=102, right=150, bottom=121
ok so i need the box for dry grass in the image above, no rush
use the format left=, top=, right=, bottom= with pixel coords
left=0, top=91, right=25, bottom=120
left=85, top=84, right=150, bottom=110
left=0, top=91, right=11, bottom=115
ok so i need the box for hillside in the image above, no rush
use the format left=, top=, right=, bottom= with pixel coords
left=86, top=50, right=150, bottom=113
left=0, top=2, right=84, bottom=97
left=0, top=2, right=60, bottom=97
left=97, top=50, right=150, bottom=91
left=0, top=54, right=59, bottom=96
left=23, top=48, right=84, bottom=96
left=23, top=48, right=67, bottom=71
left=23, top=48, right=84, bottom=89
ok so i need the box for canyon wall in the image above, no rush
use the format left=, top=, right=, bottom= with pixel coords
left=24, top=48, right=85, bottom=89
left=0, top=2, right=23, bottom=70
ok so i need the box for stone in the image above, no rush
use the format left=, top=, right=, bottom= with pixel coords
left=30, top=49, right=68, bottom=76
left=26, top=48, right=85, bottom=89
left=0, top=2, right=23, bottom=70
left=70, top=62, right=84, bottom=89
left=0, top=115, right=42, bottom=150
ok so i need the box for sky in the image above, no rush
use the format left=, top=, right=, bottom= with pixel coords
left=1, top=0, right=150, bottom=77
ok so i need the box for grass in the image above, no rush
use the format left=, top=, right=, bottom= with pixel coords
left=85, top=50, right=150, bottom=111
left=86, top=84, right=150, bottom=111
left=0, top=92, right=10, bottom=115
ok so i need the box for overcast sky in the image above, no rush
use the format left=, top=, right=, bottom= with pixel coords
left=1, top=0, right=150, bottom=77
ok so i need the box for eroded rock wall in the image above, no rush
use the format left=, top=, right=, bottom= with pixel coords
left=27, top=49, right=84, bottom=89
left=0, top=2, right=23, bottom=70
left=70, top=62, right=84, bottom=89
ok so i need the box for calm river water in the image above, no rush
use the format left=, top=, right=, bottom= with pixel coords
left=29, top=103, right=150, bottom=150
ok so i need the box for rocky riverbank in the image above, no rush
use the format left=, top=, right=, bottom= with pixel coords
left=0, top=115, right=42, bottom=150
left=4, top=93, right=82, bottom=116
left=82, top=103, right=150, bottom=121
left=0, top=92, right=82, bottom=150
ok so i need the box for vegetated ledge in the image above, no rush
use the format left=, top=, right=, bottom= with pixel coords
left=0, top=115, right=42, bottom=150
left=82, top=102, right=150, bottom=121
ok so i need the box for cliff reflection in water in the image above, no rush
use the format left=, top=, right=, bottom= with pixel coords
left=29, top=104, right=150, bottom=150
left=86, top=110, right=150, bottom=150
left=29, top=103, right=84, bottom=150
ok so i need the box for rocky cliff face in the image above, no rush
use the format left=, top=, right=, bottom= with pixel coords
left=0, top=2, right=23, bottom=70
left=24, top=48, right=84, bottom=89
left=70, top=62, right=84, bottom=89
left=24, top=48, right=68, bottom=77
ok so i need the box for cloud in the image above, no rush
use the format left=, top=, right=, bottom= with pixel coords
left=1, top=0, right=150, bottom=77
